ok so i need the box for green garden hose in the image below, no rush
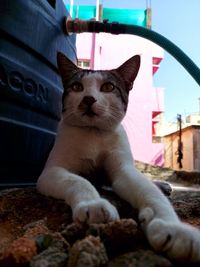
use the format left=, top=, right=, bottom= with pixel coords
left=64, top=18, right=200, bottom=86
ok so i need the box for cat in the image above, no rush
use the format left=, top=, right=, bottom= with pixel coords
left=37, top=52, right=200, bottom=263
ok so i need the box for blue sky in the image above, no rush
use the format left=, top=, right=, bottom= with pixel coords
left=64, top=0, right=200, bottom=122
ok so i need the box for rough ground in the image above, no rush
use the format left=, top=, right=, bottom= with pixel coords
left=0, top=163, right=200, bottom=267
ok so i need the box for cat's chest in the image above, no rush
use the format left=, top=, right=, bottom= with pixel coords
left=69, top=129, right=105, bottom=157
left=52, top=126, right=114, bottom=171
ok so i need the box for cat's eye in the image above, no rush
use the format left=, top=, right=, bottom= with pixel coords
left=71, top=82, right=84, bottom=92
left=100, top=82, right=115, bottom=93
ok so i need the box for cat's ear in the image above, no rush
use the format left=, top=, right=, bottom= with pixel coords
left=57, top=52, right=79, bottom=82
left=116, top=55, right=140, bottom=91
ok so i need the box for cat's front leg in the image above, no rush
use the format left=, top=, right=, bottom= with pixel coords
left=109, top=163, right=200, bottom=262
left=37, top=166, right=119, bottom=224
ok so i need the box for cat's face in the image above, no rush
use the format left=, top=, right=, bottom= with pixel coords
left=57, top=53, right=140, bottom=131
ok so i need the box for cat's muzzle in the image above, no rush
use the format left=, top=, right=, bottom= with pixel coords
left=79, top=96, right=97, bottom=117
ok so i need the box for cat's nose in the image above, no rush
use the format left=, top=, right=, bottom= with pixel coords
left=81, top=96, right=96, bottom=107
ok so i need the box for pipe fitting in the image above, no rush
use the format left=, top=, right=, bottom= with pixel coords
left=64, top=17, right=89, bottom=35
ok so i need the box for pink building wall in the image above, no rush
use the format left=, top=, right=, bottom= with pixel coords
left=76, top=33, right=164, bottom=166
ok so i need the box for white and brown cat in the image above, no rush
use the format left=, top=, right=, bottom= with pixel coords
left=37, top=52, right=200, bottom=262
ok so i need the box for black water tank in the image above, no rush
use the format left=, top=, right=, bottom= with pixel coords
left=0, top=0, right=76, bottom=187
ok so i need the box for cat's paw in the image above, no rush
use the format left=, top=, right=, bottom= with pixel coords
left=146, top=218, right=200, bottom=262
left=153, top=180, right=172, bottom=196
left=73, top=198, right=120, bottom=224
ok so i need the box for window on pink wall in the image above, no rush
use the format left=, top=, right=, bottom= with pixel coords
left=152, top=57, right=162, bottom=75
left=152, top=111, right=162, bottom=143
left=78, top=59, right=90, bottom=69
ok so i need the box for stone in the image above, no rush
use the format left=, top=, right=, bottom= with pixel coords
left=108, top=249, right=173, bottom=267
left=1, top=237, right=37, bottom=267
left=30, top=247, right=68, bottom=267
left=67, top=235, right=108, bottom=267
